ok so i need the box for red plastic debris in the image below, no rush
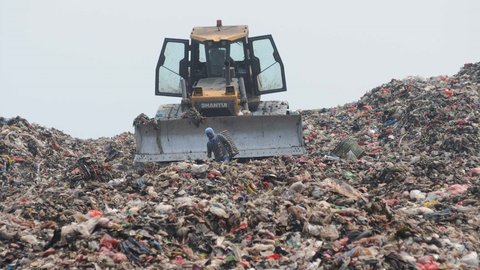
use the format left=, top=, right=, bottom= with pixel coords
left=88, top=209, right=103, bottom=217
left=322, top=252, right=332, bottom=259
left=10, top=243, right=20, bottom=249
left=210, top=169, right=222, bottom=177
left=239, top=260, right=251, bottom=267
left=12, top=156, right=26, bottom=163
left=182, top=172, right=192, bottom=179
left=76, top=254, right=84, bottom=263
left=207, top=169, right=222, bottom=180
left=266, top=253, right=281, bottom=260
left=333, top=237, right=349, bottom=251
left=112, top=252, right=128, bottom=263
left=347, top=105, right=357, bottom=112
left=243, top=234, right=253, bottom=242
left=385, top=197, right=398, bottom=206
left=317, top=162, right=327, bottom=169
left=471, top=167, right=480, bottom=176
left=173, top=255, right=183, bottom=266
left=262, top=181, right=272, bottom=189
left=416, top=256, right=438, bottom=270
left=455, top=119, right=468, bottom=126
left=230, top=222, right=248, bottom=234
left=261, top=229, right=276, bottom=239
left=363, top=105, right=373, bottom=111
left=99, top=234, right=120, bottom=250
left=447, top=184, right=469, bottom=195
left=443, top=89, right=454, bottom=97
left=42, top=248, right=56, bottom=257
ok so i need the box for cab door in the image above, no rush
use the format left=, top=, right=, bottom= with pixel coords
left=248, top=35, right=287, bottom=95
left=155, top=38, right=189, bottom=97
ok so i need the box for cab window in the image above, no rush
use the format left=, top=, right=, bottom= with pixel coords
left=199, top=43, right=206, bottom=62
left=230, top=41, right=245, bottom=61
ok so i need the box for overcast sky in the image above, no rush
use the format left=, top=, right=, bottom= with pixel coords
left=1, top=0, right=479, bottom=139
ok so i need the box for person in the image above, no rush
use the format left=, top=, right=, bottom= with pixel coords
left=205, top=127, right=234, bottom=162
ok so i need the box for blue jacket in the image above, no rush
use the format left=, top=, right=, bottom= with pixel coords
left=207, top=133, right=232, bottom=162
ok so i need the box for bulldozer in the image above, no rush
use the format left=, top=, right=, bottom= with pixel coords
left=134, top=21, right=305, bottom=162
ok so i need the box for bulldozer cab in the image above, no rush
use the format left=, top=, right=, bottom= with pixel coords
left=134, top=22, right=305, bottom=163
left=154, top=25, right=287, bottom=98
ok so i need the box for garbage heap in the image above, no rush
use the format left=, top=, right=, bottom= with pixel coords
left=1, top=63, right=479, bottom=269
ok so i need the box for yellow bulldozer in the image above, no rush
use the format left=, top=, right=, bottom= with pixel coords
left=134, top=21, right=305, bottom=162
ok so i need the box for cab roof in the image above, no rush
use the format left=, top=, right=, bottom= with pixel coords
left=190, top=25, right=248, bottom=42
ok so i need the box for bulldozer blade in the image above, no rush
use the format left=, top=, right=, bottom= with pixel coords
left=134, top=114, right=305, bottom=162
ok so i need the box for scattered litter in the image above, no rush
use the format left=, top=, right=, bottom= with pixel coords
left=1, top=62, right=479, bottom=269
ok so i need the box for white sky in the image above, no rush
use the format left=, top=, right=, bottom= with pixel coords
left=1, top=0, right=479, bottom=139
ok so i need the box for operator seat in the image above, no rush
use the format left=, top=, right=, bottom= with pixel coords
left=208, top=48, right=226, bottom=77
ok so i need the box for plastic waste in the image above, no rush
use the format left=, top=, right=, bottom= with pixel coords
left=320, top=178, right=366, bottom=201
left=320, top=224, right=339, bottom=240
left=2, top=62, right=480, bottom=269
left=416, top=256, right=438, bottom=270
left=447, top=184, right=469, bottom=195
left=460, top=252, right=479, bottom=267
left=289, top=181, right=306, bottom=193
left=410, top=189, right=426, bottom=201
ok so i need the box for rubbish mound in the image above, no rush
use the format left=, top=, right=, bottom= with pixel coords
left=1, top=62, right=479, bottom=269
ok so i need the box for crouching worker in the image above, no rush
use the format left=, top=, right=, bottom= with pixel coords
left=205, top=127, right=236, bottom=162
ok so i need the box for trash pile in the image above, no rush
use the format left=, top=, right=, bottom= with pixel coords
left=1, top=62, right=479, bottom=269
